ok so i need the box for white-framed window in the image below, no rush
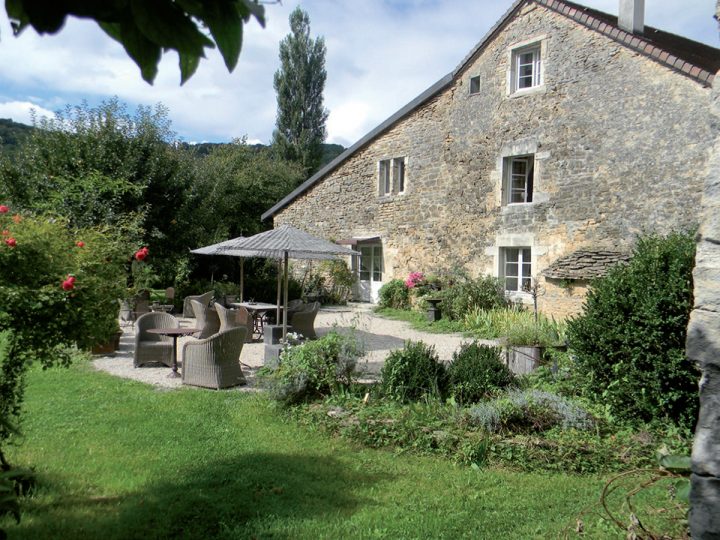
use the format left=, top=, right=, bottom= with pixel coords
left=357, top=244, right=383, bottom=282
left=378, top=157, right=406, bottom=196
left=501, top=247, right=532, bottom=293
left=469, top=75, right=481, bottom=94
left=510, top=43, right=542, bottom=94
left=503, top=155, right=534, bottom=204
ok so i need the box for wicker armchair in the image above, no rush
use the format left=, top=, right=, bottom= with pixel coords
left=190, top=299, right=221, bottom=339
left=289, top=301, right=321, bottom=339
left=181, top=327, right=248, bottom=389
left=215, top=304, right=254, bottom=342
left=182, top=290, right=213, bottom=318
left=134, top=312, right=179, bottom=367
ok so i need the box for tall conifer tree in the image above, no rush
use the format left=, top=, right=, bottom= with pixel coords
left=272, top=7, right=328, bottom=176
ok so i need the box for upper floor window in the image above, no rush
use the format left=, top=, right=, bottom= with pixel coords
left=379, top=157, right=406, bottom=196
left=514, top=46, right=541, bottom=90
left=507, top=37, right=545, bottom=96
left=503, top=155, right=534, bottom=204
left=469, top=75, right=481, bottom=94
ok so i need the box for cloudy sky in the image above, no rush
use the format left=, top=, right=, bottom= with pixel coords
left=0, top=0, right=717, bottom=147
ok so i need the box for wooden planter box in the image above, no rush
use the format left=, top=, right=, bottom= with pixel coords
left=504, top=346, right=545, bottom=375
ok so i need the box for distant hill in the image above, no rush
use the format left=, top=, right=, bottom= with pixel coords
left=0, top=118, right=34, bottom=152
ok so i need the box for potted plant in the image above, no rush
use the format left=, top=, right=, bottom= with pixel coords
left=503, top=279, right=565, bottom=374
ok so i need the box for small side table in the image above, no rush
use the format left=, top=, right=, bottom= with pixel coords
left=146, top=327, right=198, bottom=378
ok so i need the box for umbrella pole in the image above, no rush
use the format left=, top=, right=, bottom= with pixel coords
left=282, top=252, right=289, bottom=339
left=239, top=259, right=244, bottom=303
left=276, top=259, right=282, bottom=326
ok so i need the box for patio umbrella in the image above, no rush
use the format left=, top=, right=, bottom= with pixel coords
left=216, top=224, right=360, bottom=339
left=190, top=237, right=274, bottom=302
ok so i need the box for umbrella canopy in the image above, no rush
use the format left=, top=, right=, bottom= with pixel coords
left=190, top=237, right=274, bottom=301
left=217, top=225, right=360, bottom=338
left=217, top=225, right=357, bottom=260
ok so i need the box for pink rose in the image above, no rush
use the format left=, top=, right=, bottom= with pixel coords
left=76, top=241, right=85, bottom=248
left=0, top=205, right=8, bottom=214
left=61, top=279, right=74, bottom=291
left=5, top=237, right=16, bottom=247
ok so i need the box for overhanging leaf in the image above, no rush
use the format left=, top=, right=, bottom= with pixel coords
left=202, top=0, right=242, bottom=71
left=99, top=19, right=161, bottom=84
left=130, top=0, right=213, bottom=56
left=179, top=51, right=201, bottom=85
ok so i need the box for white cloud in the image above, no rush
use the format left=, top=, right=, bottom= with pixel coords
left=0, top=1, right=716, bottom=146
left=0, top=100, right=55, bottom=124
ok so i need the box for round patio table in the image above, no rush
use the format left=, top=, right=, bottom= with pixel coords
left=146, top=327, right=198, bottom=378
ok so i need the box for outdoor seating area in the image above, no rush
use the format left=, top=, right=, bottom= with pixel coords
left=95, top=303, right=468, bottom=390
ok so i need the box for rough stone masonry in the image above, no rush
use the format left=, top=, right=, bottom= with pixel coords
left=688, top=4, right=720, bottom=538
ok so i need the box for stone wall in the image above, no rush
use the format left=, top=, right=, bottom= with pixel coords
left=275, top=2, right=713, bottom=316
left=688, top=3, right=720, bottom=535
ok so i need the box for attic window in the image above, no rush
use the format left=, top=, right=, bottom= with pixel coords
left=469, top=76, right=481, bottom=94
left=513, top=45, right=541, bottom=90
left=506, top=37, right=546, bottom=97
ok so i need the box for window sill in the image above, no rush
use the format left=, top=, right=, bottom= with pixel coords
left=507, top=84, right=546, bottom=99
left=505, top=291, right=532, bottom=304
left=378, top=192, right=406, bottom=202
left=501, top=202, right=535, bottom=211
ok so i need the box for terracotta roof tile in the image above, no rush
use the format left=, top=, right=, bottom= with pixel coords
left=537, top=0, right=719, bottom=86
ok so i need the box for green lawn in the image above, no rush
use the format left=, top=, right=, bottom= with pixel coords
left=2, top=359, right=614, bottom=539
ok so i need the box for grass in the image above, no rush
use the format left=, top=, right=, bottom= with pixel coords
left=373, top=307, right=467, bottom=334
left=2, top=359, right=622, bottom=539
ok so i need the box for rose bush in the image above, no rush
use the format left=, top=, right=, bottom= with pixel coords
left=0, top=205, right=128, bottom=463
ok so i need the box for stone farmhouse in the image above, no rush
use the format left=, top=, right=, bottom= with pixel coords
left=262, top=0, right=720, bottom=316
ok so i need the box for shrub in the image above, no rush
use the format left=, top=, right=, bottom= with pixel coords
left=448, top=342, right=515, bottom=404
left=439, top=274, right=508, bottom=320
left=378, top=279, right=410, bottom=310
left=261, top=332, right=363, bottom=406
left=466, top=389, right=595, bottom=434
left=0, top=209, right=128, bottom=469
left=301, top=260, right=356, bottom=304
left=380, top=341, right=448, bottom=402
left=566, top=232, right=698, bottom=428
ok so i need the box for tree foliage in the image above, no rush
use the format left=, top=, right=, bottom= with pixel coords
left=0, top=98, right=198, bottom=281
left=5, top=0, right=266, bottom=84
left=272, top=7, right=328, bottom=176
left=193, top=138, right=304, bottom=240
left=566, top=232, right=698, bottom=428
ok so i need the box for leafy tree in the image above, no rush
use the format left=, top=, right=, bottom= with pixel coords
left=4, top=0, right=266, bottom=84
left=193, top=138, right=304, bottom=242
left=272, top=7, right=328, bottom=176
left=0, top=98, right=197, bottom=283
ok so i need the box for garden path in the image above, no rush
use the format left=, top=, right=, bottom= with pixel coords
left=92, top=303, right=472, bottom=391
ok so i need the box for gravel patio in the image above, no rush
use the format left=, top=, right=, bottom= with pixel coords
left=93, top=303, right=472, bottom=390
